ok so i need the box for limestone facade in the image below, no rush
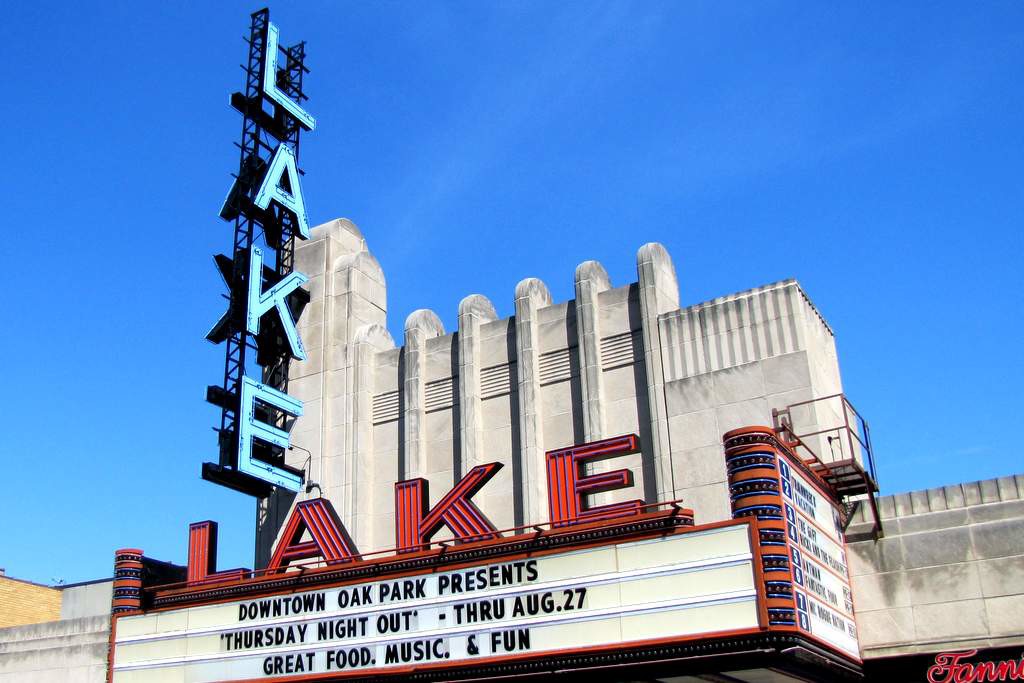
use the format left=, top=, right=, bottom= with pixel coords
left=256, top=218, right=850, bottom=565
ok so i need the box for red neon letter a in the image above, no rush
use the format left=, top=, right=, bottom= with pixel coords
left=187, top=521, right=248, bottom=585
left=395, top=463, right=502, bottom=553
left=266, top=498, right=359, bottom=573
left=546, top=434, right=643, bottom=527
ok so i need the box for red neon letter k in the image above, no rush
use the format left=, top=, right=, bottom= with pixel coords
left=395, top=463, right=502, bottom=553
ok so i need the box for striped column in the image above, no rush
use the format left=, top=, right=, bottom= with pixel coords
left=723, top=427, right=797, bottom=628
left=111, top=548, right=144, bottom=614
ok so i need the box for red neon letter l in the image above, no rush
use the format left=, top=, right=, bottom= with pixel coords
left=187, top=521, right=248, bottom=585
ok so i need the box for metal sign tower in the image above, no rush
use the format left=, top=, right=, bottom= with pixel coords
left=203, top=8, right=314, bottom=498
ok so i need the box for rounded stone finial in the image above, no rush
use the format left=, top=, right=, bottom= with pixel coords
left=335, top=249, right=386, bottom=287
left=353, top=323, right=395, bottom=350
left=458, top=294, right=498, bottom=321
left=404, top=309, right=445, bottom=338
left=574, top=260, right=612, bottom=291
left=637, top=242, right=675, bottom=275
left=311, top=218, right=367, bottom=248
left=514, top=277, right=552, bottom=306
left=636, top=242, right=680, bottom=310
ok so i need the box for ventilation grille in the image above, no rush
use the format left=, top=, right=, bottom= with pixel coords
left=660, top=281, right=805, bottom=380
left=480, top=363, right=515, bottom=399
left=425, top=377, right=456, bottom=413
left=539, top=347, right=575, bottom=385
left=372, top=390, right=400, bottom=424
left=600, top=331, right=637, bottom=370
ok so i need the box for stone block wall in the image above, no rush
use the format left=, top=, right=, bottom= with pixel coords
left=60, top=580, right=113, bottom=621
left=657, top=280, right=846, bottom=523
left=848, top=474, right=1024, bottom=658
left=0, top=616, right=109, bottom=683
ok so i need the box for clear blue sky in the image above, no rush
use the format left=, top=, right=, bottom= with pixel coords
left=3, top=2, right=1021, bottom=585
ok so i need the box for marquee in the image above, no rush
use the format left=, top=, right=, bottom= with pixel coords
left=111, top=520, right=762, bottom=682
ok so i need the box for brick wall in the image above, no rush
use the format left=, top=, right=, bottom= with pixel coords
left=0, top=575, right=61, bottom=628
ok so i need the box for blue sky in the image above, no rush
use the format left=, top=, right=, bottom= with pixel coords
left=2, top=2, right=1021, bottom=585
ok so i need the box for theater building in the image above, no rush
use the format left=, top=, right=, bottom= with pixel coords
left=2, top=221, right=1023, bottom=681
left=108, top=216, right=874, bottom=682
left=3, top=10, right=1023, bottom=683
left=96, top=221, right=1023, bottom=683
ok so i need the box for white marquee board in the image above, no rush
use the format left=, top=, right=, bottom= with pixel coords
left=778, top=457, right=859, bottom=660
left=112, top=525, right=761, bottom=682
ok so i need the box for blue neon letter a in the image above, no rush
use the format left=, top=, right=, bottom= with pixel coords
left=253, top=143, right=310, bottom=240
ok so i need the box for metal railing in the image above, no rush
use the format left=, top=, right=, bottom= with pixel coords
left=773, top=393, right=877, bottom=483
left=773, top=393, right=882, bottom=538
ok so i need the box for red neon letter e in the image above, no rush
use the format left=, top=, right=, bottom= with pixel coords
left=546, top=434, right=643, bottom=527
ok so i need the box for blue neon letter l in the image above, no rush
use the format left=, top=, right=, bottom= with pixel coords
left=263, top=23, right=315, bottom=131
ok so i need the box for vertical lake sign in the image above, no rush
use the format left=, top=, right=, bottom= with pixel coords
left=202, top=9, right=315, bottom=498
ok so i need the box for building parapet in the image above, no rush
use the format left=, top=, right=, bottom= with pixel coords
left=848, top=472, right=1024, bottom=659
left=850, top=474, right=1024, bottom=527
